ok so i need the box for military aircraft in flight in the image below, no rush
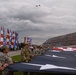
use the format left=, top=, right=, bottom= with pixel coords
left=36, top=4, right=41, bottom=7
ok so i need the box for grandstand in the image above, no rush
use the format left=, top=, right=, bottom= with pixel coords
left=43, top=32, right=76, bottom=48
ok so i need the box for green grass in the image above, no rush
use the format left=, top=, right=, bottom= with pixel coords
left=14, top=71, right=23, bottom=75
left=12, top=55, right=21, bottom=62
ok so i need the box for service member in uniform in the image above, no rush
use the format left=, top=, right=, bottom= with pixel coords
left=21, top=43, right=34, bottom=62
left=0, top=46, right=13, bottom=75
left=1, top=46, right=13, bottom=64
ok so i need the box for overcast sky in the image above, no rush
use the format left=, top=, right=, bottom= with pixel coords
left=0, top=0, right=76, bottom=45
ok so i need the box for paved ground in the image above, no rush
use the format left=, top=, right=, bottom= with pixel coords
left=0, top=50, right=21, bottom=56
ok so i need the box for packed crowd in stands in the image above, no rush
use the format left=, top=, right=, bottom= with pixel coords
left=43, top=32, right=76, bottom=47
